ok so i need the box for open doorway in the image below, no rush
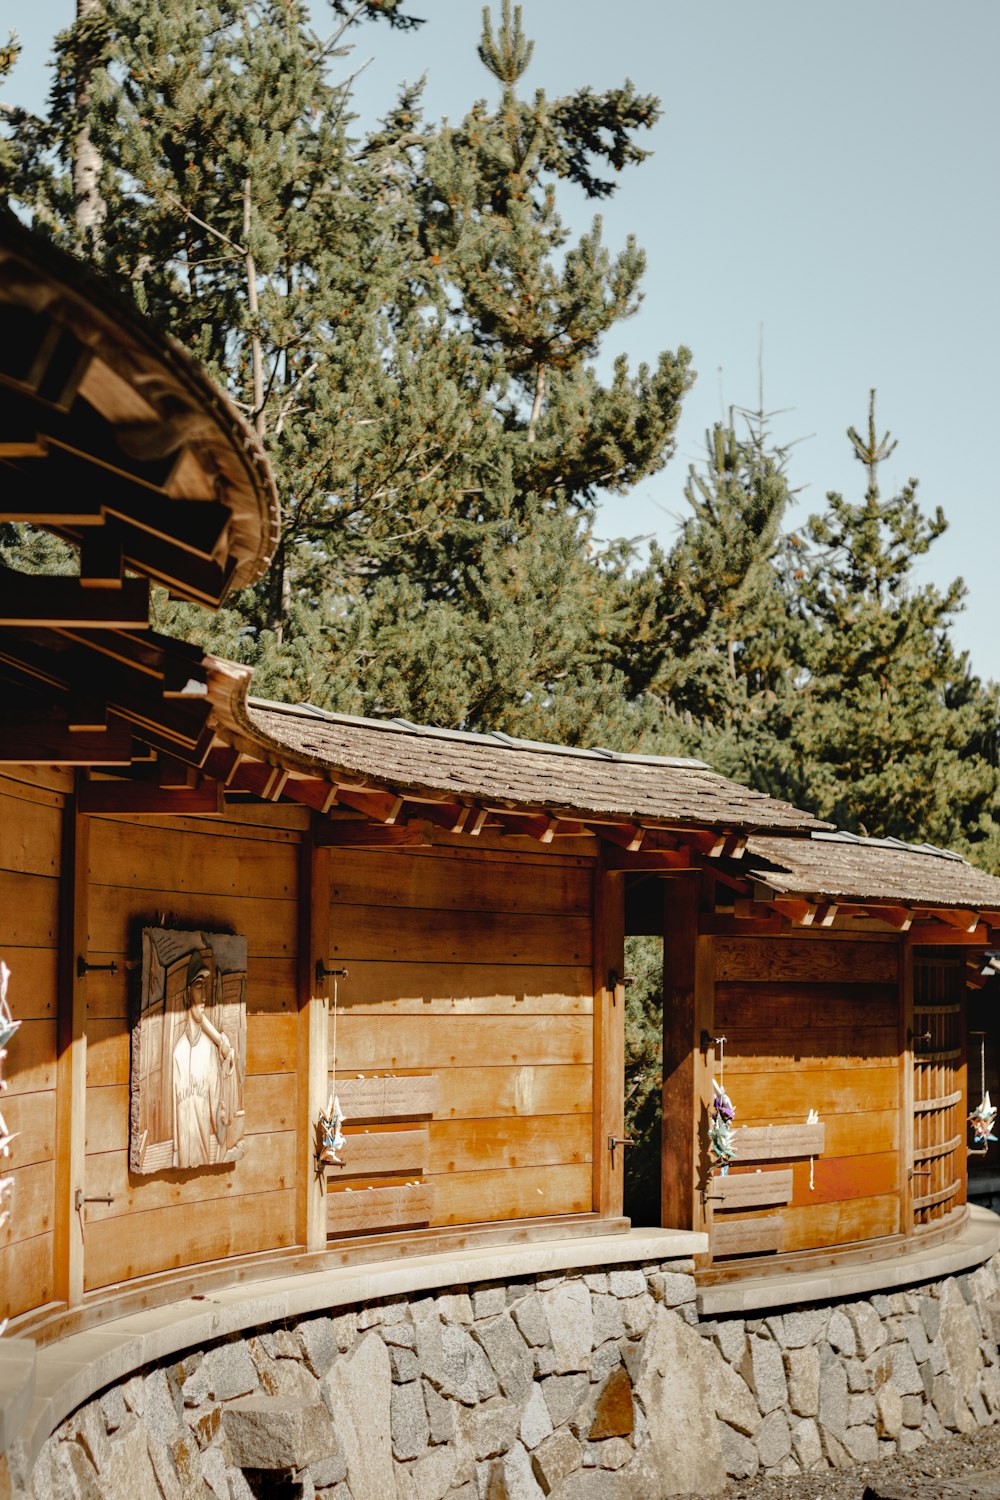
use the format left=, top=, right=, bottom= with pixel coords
left=622, top=933, right=663, bottom=1225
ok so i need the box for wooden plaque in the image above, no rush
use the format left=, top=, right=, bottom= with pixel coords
left=327, top=1181, right=436, bottom=1235
left=712, top=1215, right=782, bottom=1257
left=333, top=1074, right=440, bottom=1122
left=731, top=1122, right=825, bottom=1162
left=323, top=1127, right=429, bottom=1180
left=708, top=1168, right=793, bottom=1210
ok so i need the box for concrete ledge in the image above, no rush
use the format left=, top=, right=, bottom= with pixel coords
left=0, top=1339, right=35, bottom=1452
left=5, top=1227, right=706, bottom=1467
left=698, top=1205, right=1000, bottom=1316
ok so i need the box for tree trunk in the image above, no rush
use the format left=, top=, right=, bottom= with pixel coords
left=73, top=0, right=106, bottom=244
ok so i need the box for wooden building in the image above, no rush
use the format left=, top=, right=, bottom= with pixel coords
left=4, top=207, right=1000, bottom=1367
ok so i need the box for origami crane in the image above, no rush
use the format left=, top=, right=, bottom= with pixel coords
left=969, top=1090, right=998, bottom=1147
left=709, top=1077, right=737, bottom=1172
left=318, top=1091, right=347, bottom=1166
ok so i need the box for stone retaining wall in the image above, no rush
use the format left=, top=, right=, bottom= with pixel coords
left=21, top=1253, right=1000, bottom=1499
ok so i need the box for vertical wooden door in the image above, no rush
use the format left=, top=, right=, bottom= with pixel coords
left=911, top=956, right=966, bottom=1230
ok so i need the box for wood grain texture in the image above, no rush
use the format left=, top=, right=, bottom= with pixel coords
left=592, top=863, right=623, bottom=1217
left=327, top=1183, right=435, bottom=1235
left=81, top=1130, right=297, bottom=1221
left=427, top=1114, right=592, bottom=1175
left=0, top=1160, right=55, bottom=1248
left=432, top=1065, right=591, bottom=1120
left=0, top=947, right=57, bottom=1020
left=325, top=1128, right=429, bottom=1180
left=2, top=1019, right=57, bottom=1095
left=0, top=1233, right=55, bottom=1319
left=83, top=1187, right=296, bottom=1290
left=430, top=1163, right=592, bottom=1227
left=708, top=1169, right=792, bottom=1209
left=731, top=1123, right=826, bottom=1161
left=729, top=1066, right=899, bottom=1120
left=714, top=983, right=898, bottom=1030
left=326, top=905, right=590, bottom=968
left=0, top=869, right=60, bottom=946
left=713, top=937, right=898, bottom=985
left=88, top=884, right=298, bottom=958
left=329, top=848, right=592, bottom=917
left=334, top=1075, right=440, bottom=1121
left=332, top=961, right=592, bottom=1014
left=0, top=787, right=62, bottom=877
left=334, top=1015, right=593, bottom=1071
left=662, top=878, right=703, bottom=1232
left=712, top=1216, right=782, bottom=1257
left=88, top=819, right=298, bottom=899
left=721, top=1028, right=897, bottom=1071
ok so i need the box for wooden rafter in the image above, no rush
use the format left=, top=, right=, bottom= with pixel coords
left=77, top=779, right=223, bottom=815
left=0, top=574, right=150, bottom=628
left=335, top=786, right=404, bottom=824
left=314, top=819, right=430, bottom=848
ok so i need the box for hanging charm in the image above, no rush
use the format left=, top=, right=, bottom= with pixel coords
left=708, top=1036, right=737, bottom=1174
left=318, top=970, right=348, bottom=1167
left=806, top=1108, right=820, bottom=1190
left=968, top=1031, right=995, bottom=1155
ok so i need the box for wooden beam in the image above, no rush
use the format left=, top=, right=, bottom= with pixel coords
left=601, top=846, right=697, bottom=872
left=201, top=746, right=244, bottom=785
left=314, top=819, right=431, bottom=848
left=79, top=530, right=125, bottom=589
left=335, top=787, right=404, bottom=824
left=770, top=897, right=819, bottom=927
left=907, top=922, right=989, bottom=946
left=54, top=784, right=88, bottom=1307
left=662, top=875, right=710, bottom=1232
left=498, top=812, right=562, bottom=843
left=868, top=905, right=914, bottom=932
left=0, top=574, right=150, bottom=628
left=591, top=823, right=645, bottom=853
left=592, top=860, right=625, bottom=1218
left=934, top=908, right=981, bottom=935
left=418, top=802, right=479, bottom=835
left=283, top=777, right=340, bottom=816
left=77, top=779, right=223, bottom=815
left=900, top=942, right=914, bottom=1237
left=298, top=830, right=331, bottom=1252
left=0, top=719, right=134, bottom=765
left=228, top=761, right=289, bottom=802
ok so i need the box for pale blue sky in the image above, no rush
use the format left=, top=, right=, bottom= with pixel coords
left=6, top=1, right=999, bottom=679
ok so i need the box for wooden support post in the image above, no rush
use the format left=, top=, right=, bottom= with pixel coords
left=53, top=782, right=89, bottom=1307
left=592, top=861, right=625, bottom=1218
left=297, top=827, right=331, bottom=1252
left=900, top=943, right=914, bottom=1237
left=662, top=876, right=711, bottom=1233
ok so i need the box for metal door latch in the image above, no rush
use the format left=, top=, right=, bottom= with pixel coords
left=75, top=1190, right=114, bottom=1211
left=608, top=1135, right=635, bottom=1163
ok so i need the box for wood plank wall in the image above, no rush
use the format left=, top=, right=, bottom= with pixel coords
left=323, top=840, right=595, bottom=1229
left=79, top=805, right=304, bottom=1289
left=0, top=768, right=68, bottom=1316
left=711, top=935, right=902, bottom=1255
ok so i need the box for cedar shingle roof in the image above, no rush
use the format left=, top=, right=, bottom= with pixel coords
left=747, top=831, right=1000, bottom=911
left=244, top=700, right=827, bottom=835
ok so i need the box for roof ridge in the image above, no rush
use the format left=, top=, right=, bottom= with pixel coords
left=247, top=698, right=711, bottom=772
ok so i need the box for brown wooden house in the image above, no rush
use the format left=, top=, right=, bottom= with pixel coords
left=3, top=207, right=1000, bottom=1369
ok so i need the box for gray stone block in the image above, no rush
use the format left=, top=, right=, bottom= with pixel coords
left=203, top=1341, right=259, bottom=1403
left=827, top=1309, right=857, bottom=1357
left=469, top=1397, right=517, bottom=1461
left=898, top=1426, right=925, bottom=1454
left=720, top=1422, right=758, bottom=1480
left=473, top=1314, right=533, bottom=1402
left=332, top=1312, right=359, bottom=1351
left=392, top=1381, right=430, bottom=1461
left=846, top=1301, right=885, bottom=1360
left=322, top=1330, right=395, bottom=1500
left=492, top=1441, right=545, bottom=1500
left=781, top=1310, right=827, bottom=1348
left=596, top=1438, right=631, bottom=1471
left=785, top=1345, right=820, bottom=1417
left=919, top=1295, right=942, bottom=1343
left=876, top=1383, right=903, bottom=1438
left=653, top=1272, right=696, bottom=1308
left=390, top=1346, right=421, bottom=1384
left=606, top=1270, right=645, bottom=1300
left=312, top=1453, right=349, bottom=1488
left=818, top=1357, right=848, bottom=1441
left=589, top=1343, right=621, bottom=1385
left=754, top=1410, right=791, bottom=1470
left=790, top=1416, right=823, bottom=1471
left=519, top=1387, right=553, bottom=1452
left=842, top=1424, right=879, bottom=1464
left=901, top=1394, right=923, bottom=1427
left=621, top=1295, right=653, bottom=1338
left=423, top=1382, right=456, bottom=1446
left=144, top=1367, right=183, bottom=1445
left=745, top=1335, right=787, bottom=1414
left=472, top=1287, right=507, bottom=1321
left=632, top=1307, right=725, bottom=1496
left=848, top=1393, right=876, bottom=1426
left=940, top=1278, right=983, bottom=1406
left=713, top=1318, right=745, bottom=1365
left=221, top=1397, right=337, bottom=1470
left=531, top=1430, right=582, bottom=1495
left=541, top=1284, right=592, bottom=1374
left=589, top=1296, right=624, bottom=1347
left=437, top=1294, right=473, bottom=1327
left=298, top=1321, right=338, bottom=1381
left=381, top=1324, right=417, bottom=1351
left=540, top=1375, right=588, bottom=1429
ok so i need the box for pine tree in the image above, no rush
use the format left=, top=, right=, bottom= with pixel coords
left=774, top=392, right=1000, bottom=853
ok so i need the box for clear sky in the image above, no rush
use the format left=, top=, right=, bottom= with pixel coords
left=6, top=1, right=999, bottom=679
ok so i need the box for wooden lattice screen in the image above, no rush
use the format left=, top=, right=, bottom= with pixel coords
left=912, top=957, right=965, bottom=1229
